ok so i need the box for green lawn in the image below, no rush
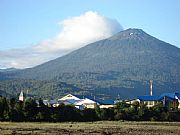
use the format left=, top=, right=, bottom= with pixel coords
left=0, top=121, right=180, bottom=134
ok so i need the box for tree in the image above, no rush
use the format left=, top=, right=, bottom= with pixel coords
left=8, top=98, right=18, bottom=121
left=132, top=101, right=139, bottom=112
left=14, top=101, right=24, bottom=121
left=100, top=108, right=114, bottom=120
left=36, top=99, right=51, bottom=121
left=23, top=98, right=37, bottom=121
left=114, top=101, right=130, bottom=120
left=82, top=108, right=98, bottom=121
left=61, top=105, right=82, bottom=121
left=115, top=101, right=130, bottom=110
left=0, top=96, right=9, bottom=120
left=151, top=102, right=168, bottom=121
left=138, top=102, right=149, bottom=120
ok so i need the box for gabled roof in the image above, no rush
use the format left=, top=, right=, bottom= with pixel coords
left=74, top=95, right=115, bottom=105
left=59, top=94, right=80, bottom=100
left=163, top=96, right=177, bottom=101
left=59, top=94, right=114, bottom=105
left=137, top=92, right=180, bottom=101
left=75, top=98, right=96, bottom=105
left=95, top=99, right=114, bottom=105
left=159, top=92, right=180, bottom=100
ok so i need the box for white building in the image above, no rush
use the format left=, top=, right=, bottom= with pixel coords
left=75, top=98, right=97, bottom=109
left=19, top=91, right=24, bottom=102
left=59, top=94, right=81, bottom=100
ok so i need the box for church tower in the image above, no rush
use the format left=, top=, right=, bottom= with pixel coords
left=19, top=91, right=24, bottom=102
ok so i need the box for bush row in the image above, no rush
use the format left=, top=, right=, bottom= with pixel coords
left=0, top=96, right=180, bottom=122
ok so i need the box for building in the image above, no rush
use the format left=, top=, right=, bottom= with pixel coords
left=160, top=92, right=180, bottom=109
left=42, top=94, right=115, bottom=109
left=19, top=91, right=24, bottom=102
left=59, top=94, right=97, bottom=109
left=96, top=99, right=115, bottom=108
left=137, top=92, right=180, bottom=109
left=57, top=94, right=115, bottom=109
left=137, top=96, right=162, bottom=108
left=125, top=99, right=140, bottom=105
left=75, top=98, right=97, bottom=109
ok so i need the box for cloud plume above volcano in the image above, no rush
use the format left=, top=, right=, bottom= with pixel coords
left=0, top=11, right=123, bottom=68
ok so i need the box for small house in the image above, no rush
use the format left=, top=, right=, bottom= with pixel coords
left=137, top=96, right=162, bottom=108
left=96, top=99, right=115, bottom=108
left=75, top=98, right=97, bottom=109
left=137, top=92, right=180, bottom=110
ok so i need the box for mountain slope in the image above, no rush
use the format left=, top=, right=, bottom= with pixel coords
left=1, top=28, right=180, bottom=99
left=0, top=68, right=19, bottom=72
left=0, top=79, right=82, bottom=98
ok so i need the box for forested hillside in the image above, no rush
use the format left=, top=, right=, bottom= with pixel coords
left=0, top=79, right=81, bottom=99
left=0, top=29, right=180, bottom=99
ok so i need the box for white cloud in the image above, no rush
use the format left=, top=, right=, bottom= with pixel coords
left=0, top=11, right=123, bottom=69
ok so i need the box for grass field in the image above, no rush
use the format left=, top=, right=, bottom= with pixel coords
left=0, top=121, right=180, bottom=135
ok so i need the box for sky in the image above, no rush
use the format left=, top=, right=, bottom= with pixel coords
left=0, top=0, right=180, bottom=68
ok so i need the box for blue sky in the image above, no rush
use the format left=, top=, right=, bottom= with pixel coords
left=0, top=0, right=180, bottom=68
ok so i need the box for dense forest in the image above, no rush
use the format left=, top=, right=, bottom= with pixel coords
left=0, top=96, right=180, bottom=122
left=0, top=29, right=180, bottom=99
left=0, top=79, right=82, bottom=99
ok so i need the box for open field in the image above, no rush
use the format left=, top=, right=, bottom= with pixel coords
left=0, top=121, right=180, bottom=135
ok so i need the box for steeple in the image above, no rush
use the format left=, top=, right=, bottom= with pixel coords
left=19, top=91, right=24, bottom=102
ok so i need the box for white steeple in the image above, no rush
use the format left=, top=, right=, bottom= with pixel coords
left=19, top=91, right=24, bottom=101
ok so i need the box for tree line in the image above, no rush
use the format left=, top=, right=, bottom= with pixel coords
left=0, top=96, right=180, bottom=122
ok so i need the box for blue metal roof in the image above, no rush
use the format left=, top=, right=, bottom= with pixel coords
left=95, top=99, right=114, bottom=105
left=137, top=92, right=180, bottom=101
left=137, top=96, right=162, bottom=101
left=74, top=95, right=95, bottom=100
left=176, top=93, right=180, bottom=99
left=63, top=99, right=80, bottom=104
left=163, top=96, right=177, bottom=101
left=58, top=99, right=80, bottom=105
left=159, top=92, right=180, bottom=99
